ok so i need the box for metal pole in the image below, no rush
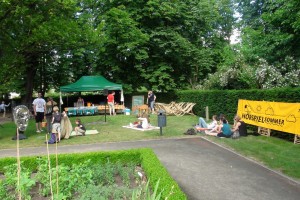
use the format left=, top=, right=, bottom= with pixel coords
left=104, top=103, right=107, bottom=122
left=160, top=127, right=162, bottom=136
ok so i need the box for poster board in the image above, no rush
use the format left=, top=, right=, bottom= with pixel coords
left=132, top=95, right=145, bottom=114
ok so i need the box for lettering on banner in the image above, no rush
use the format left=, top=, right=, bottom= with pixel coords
left=241, top=113, right=284, bottom=127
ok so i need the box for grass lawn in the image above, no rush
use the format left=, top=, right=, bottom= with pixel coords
left=1, top=114, right=300, bottom=180
left=0, top=114, right=199, bottom=149
left=202, top=135, right=300, bottom=180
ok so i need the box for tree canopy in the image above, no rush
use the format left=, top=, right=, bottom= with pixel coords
left=0, top=0, right=299, bottom=103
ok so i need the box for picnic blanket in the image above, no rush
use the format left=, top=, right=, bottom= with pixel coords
left=122, top=125, right=160, bottom=131
left=70, top=129, right=99, bottom=136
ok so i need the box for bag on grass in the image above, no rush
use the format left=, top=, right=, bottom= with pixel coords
left=46, top=133, right=57, bottom=144
left=184, top=128, right=196, bottom=135
left=232, top=130, right=240, bottom=139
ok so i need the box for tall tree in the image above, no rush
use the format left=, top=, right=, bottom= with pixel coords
left=236, top=0, right=300, bottom=63
left=0, top=0, right=98, bottom=103
left=92, top=0, right=235, bottom=91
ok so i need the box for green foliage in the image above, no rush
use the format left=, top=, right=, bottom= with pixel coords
left=1, top=0, right=236, bottom=102
left=177, top=88, right=300, bottom=123
left=0, top=149, right=187, bottom=199
left=132, top=179, right=163, bottom=200
left=2, top=162, right=36, bottom=200
left=236, top=0, right=300, bottom=63
left=35, top=159, right=94, bottom=199
left=0, top=0, right=100, bottom=102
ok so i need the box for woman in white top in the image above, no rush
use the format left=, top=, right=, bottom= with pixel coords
left=137, top=117, right=149, bottom=129
left=195, top=115, right=218, bottom=132
left=133, top=113, right=150, bottom=129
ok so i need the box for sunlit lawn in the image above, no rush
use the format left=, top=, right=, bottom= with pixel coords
left=0, top=114, right=199, bottom=149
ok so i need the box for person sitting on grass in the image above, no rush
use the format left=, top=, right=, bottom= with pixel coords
left=232, top=115, right=248, bottom=137
left=206, top=118, right=232, bottom=138
left=74, top=118, right=86, bottom=136
left=195, top=115, right=218, bottom=132
left=130, top=113, right=150, bottom=129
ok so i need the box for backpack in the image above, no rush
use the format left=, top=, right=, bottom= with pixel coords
left=184, top=128, right=196, bottom=135
left=232, top=130, right=240, bottom=139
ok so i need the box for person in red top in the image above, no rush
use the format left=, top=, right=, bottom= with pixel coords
left=107, top=91, right=115, bottom=115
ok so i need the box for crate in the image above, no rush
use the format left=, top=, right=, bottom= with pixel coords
left=258, top=127, right=271, bottom=137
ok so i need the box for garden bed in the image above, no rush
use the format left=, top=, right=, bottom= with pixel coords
left=0, top=148, right=187, bottom=200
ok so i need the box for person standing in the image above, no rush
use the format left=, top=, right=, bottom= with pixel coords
left=107, top=91, right=115, bottom=115
left=45, top=97, right=57, bottom=134
left=32, top=92, right=46, bottom=133
left=147, top=90, right=156, bottom=114
left=0, top=101, right=10, bottom=118
left=77, top=97, right=84, bottom=107
left=51, top=106, right=63, bottom=142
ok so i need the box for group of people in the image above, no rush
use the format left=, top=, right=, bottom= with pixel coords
left=32, top=93, right=86, bottom=143
left=107, top=90, right=156, bottom=116
left=76, top=92, right=117, bottom=116
left=74, top=90, right=156, bottom=117
left=195, top=114, right=247, bottom=138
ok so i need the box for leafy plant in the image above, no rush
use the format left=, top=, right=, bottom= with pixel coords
left=0, top=149, right=187, bottom=199
left=132, top=179, right=162, bottom=200
left=2, top=163, right=35, bottom=200
left=103, top=159, right=116, bottom=185
left=35, top=158, right=94, bottom=199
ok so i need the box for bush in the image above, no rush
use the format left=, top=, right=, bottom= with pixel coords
left=176, top=88, right=300, bottom=123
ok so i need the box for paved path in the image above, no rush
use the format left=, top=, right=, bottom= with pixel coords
left=0, top=136, right=299, bottom=200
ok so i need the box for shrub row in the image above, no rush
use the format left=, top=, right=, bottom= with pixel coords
left=0, top=148, right=187, bottom=200
left=176, top=88, right=300, bottom=123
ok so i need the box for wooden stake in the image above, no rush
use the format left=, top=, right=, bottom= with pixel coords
left=46, top=134, right=54, bottom=200
left=16, top=128, right=21, bottom=200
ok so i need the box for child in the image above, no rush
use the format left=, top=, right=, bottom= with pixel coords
left=74, top=118, right=86, bottom=136
left=51, top=106, right=64, bottom=142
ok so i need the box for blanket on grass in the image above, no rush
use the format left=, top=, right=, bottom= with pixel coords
left=122, top=125, right=160, bottom=131
left=70, top=129, right=99, bottom=136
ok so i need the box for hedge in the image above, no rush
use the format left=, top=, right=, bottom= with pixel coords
left=176, top=88, right=300, bottom=124
left=0, top=148, right=187, bottom=200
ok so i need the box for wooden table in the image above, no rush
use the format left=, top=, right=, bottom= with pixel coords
left=97, top=105, right=125, bottom=113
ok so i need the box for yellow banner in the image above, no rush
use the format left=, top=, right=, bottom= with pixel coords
left=237, top=99, right=300, bottom=135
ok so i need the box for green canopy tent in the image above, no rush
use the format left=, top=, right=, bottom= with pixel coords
left=60, top=75, right=124, bottom=106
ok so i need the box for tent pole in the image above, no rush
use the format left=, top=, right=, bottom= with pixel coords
left=59, top=92, right=62, bottom=112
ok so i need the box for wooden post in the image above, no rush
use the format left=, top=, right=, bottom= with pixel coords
left=294, top=134, right=300, bottom=144
left=205, top=106, right=209, bottom=121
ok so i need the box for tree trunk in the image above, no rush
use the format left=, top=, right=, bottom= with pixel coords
left=21, top=53, right=38, bottom=106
